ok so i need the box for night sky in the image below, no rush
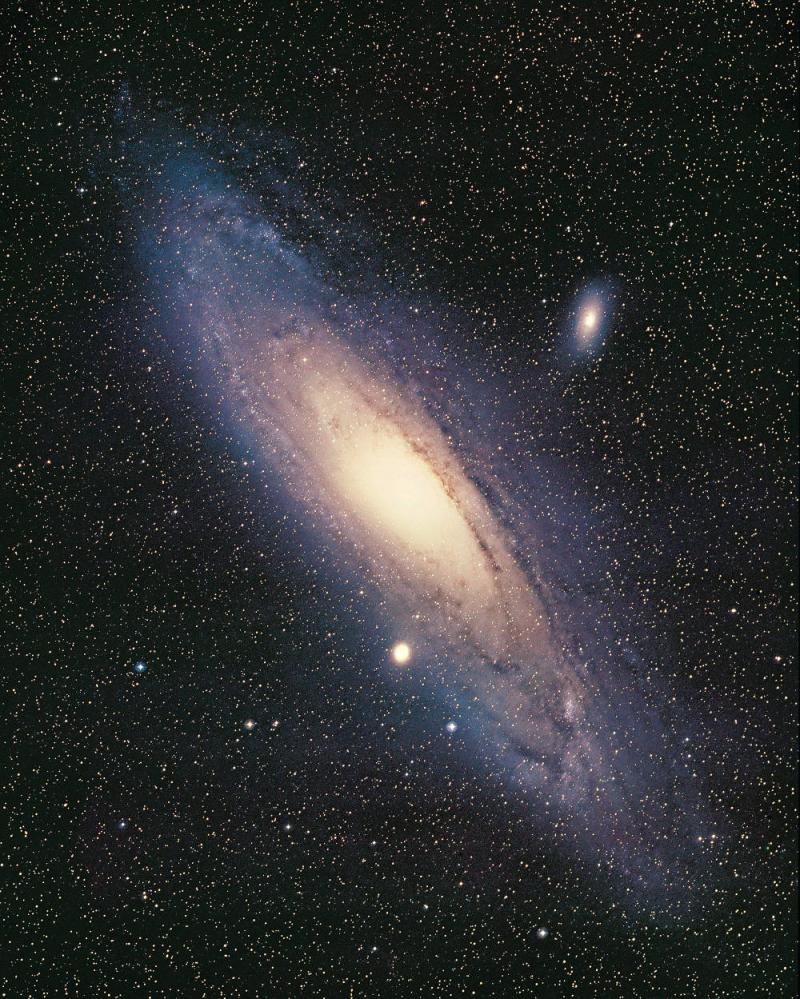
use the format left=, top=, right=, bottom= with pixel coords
left=4, top=4, right=798, bottom=997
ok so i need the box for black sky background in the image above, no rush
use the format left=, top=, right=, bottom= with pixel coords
left=3, top=3, right=797, bottom=997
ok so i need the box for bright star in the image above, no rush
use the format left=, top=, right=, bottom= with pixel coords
left=391, top=641, right=412, bottom=665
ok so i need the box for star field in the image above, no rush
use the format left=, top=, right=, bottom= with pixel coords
left=3, top=4, right=797, bottom=998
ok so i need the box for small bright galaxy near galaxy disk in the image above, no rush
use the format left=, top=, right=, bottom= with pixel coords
left=570, top=283, right=616, bottom=357
left=128, top=122, right=714, bottom=916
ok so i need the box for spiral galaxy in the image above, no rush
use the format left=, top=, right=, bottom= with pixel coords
left=127, top=124, right=714, bottom=915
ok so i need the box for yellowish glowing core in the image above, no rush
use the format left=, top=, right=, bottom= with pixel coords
left=581, top=307, right=598, bottom=333
left=335, top=422, right=478, bottom=561
left=241, top=335, right=554, bottom=661
left=391, top=641, right=412, bottom=664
